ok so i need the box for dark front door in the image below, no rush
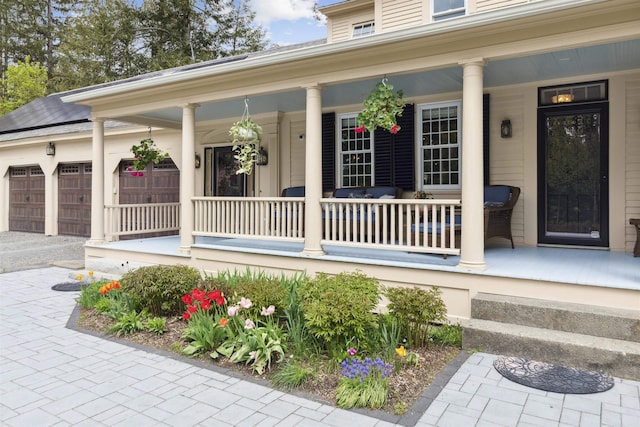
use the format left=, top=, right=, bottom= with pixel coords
left=538, top=103, right=609, bottom=247
left=206, top=146, right=245, bottom=196
left=58, top=163, right=92, bottom=237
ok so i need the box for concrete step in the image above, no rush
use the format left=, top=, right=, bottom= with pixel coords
left=471, top=292, right=640, bottom=343
left=462, top=319, right=640, bottom=380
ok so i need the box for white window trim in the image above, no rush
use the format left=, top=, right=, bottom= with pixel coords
left=416, top=100, right=462, bottom=192
left=352, top=21, right=375, bottom=38
left=431, top=0, right=466, bottom=22
left=337, top=112, right=375, bottom=188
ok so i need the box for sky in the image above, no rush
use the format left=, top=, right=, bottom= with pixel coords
left=249, top=0, right=340, bottom=46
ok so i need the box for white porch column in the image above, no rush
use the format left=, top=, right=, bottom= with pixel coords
left=302, top=84, right=325, bottom=256
left=458, top=59, right=486, bottom=270
left=179, top=103, right=197, bottom=253
left=89, top=118, right=105, bottom=244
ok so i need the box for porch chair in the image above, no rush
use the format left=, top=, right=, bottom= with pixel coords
left=484, top=185, right=520, bottom=248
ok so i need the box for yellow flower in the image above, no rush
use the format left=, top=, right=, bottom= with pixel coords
left=76, top=274, right=83, bottom=281
left=395, top=345, right=407, bottom=357
left=88, top=271, right=94, bottom=277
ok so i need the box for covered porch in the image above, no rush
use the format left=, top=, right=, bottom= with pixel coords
left=85, top=234, right=640, bottom=321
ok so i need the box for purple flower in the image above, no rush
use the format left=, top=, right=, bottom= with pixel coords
left=347, top=347, right=357, bottom=356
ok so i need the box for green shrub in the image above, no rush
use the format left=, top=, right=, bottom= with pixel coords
left=120, top=265, right=202, bottom=316
left=384, top=286, right=447, bottom=347
left=431, top=323, right=462, bottom=347
left=107, top=311, right=146, bottom=336
left=146, top=317, right=166, bottom=335
left=298, top=272, right=379, bottom=352
left=205, top=269, right=287, bottom=318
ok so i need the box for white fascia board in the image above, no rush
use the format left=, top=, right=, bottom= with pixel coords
left=62, top=0, right=606, bottom=104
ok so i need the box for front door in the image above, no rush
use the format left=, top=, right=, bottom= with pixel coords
left=537, top=103, right=609, bottom=247
left=205, top=146, right=246, bottom=196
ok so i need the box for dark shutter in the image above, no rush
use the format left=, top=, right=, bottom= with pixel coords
left=374, top=103, right=415, bottom=190
left=321, top=112, right=336, bottom=192
left=483, top=93, right=490, bottom=185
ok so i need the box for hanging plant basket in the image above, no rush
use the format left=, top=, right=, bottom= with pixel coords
left=356, top=78, right=406, bottom=134
left=129, top=135, right=168, bottom=176
left=229, top=101, right=263, bottom=175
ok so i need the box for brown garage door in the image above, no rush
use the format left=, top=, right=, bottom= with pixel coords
left=119, top=158, right=180, bottom=239
left=58, top=163, right=92, bottom=237
left=9, top=166, right=45, bottom=233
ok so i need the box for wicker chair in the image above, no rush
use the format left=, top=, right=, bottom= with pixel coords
left=484, top=185, right=520, bottom=248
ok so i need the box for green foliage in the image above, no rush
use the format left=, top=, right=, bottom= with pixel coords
left=1, top=56, right=47, bottom=114
left=356, top=80, right=405, bottom=134
left=120, top=265, right=202, bottom=316
left=76, top=282, right=103, bottom=309
left=229, top=117, right=263, bottom=175
left=182, top=310, right=226, bottom=356
left=430, top=323, right=462, bottom=347
left=298, top=272, right=379, bottom=352
left=107, top=311, right=145, bottom=336
left=336, top=357, right=392, bottom=409
left=130, top=138, right=167, bottom=172
left=377, top=314, right=402, bottom=361
left=282, top=273, right=318, bottom=358
left=146, top=317, right=166, bottom=335
left=272, top=361, right=316, bottom=390
left=385, top=286, right=447, bottom=347
left=217, top=325, right=285, bottom=375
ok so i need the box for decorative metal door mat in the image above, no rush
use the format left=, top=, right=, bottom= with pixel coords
left=494, top=356, right=614, bottom=394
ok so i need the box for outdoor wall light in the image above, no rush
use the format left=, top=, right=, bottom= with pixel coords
left=500, top=119, right=512, bottom=139
left=256, top=147, right=268, bottom=166
left=194, top=153, right=201, bottom=168
left=46, top=142, right=56, bottom=156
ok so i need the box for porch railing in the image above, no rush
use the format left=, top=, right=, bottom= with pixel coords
left=191, top=196, right=460, bottom=257
left=320, top=198, right=461, bottom=257
left=193, top=197, right=305, bottom=241
left=105, top=203, right=180, bottom=237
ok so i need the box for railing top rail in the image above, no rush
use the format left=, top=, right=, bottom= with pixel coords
left=192, top=196, right=305, bottom=202
left=105, top=202, right=180, bottom=208
left=320, top=198, right=461, bottom=205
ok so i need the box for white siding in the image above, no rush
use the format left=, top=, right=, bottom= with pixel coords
left=328, top=10, right=375, bottom=43
left=381, top=0, right=423, bottom=32
left=290, top=120, right=306, bottom=187
left=473, top=0, right=530, bottom=13
left=489, top=91, right=526, bottom=244
left=626, top=79, right=640, bottom=252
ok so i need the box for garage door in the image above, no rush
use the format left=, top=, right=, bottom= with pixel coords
left=58, top=163, right=92, bottom=237
left=9, top=166, right=45, bottom=233
left=119, top=158, right=180, bottom=239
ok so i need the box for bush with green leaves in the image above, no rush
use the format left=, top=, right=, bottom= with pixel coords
left=146, top=317, right=166, bottom=335
left=298, top=272, right=379, bottom=353
left=206, top=269, right=287, bottom=318
left=384, top=286, right=447, bottom=347
left=431, top=323, right=462, bottom=347
left=120, top=265, right=202, bottom=316
left=272, top=360, right=316, bottom=390
left=107, top=311, right=146, bottom=336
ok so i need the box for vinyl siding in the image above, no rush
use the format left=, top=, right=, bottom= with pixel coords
left=381, top=0, right=423, bottom=32
left=473, top=0, right=530, bottom=13
left=328, top=10, right=375, bottom=43
left=625, top=79, right=640, bottom=252
left=488, top=90, right=526, bottom=244
left=290, top=120, right=306, bottom=187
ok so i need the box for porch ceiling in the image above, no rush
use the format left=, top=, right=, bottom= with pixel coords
left=136, top=39, right=640, bottom=126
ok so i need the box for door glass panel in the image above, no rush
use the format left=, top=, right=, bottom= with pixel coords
left=544, top=112, right=601, bottom=239
left=215, top=148, right=245, bottom=196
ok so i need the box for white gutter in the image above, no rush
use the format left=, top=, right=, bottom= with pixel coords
left=62, top=0, right=607, bottom=103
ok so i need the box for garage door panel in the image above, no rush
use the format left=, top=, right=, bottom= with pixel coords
left=9, top=166, right=45, bottom=233
left=58, top=163, right=91, bottom=237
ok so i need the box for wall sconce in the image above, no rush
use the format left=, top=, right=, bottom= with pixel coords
left=194, top=153, right=201, bottom=168
left=256, top=147, right=268, bottom=166
left=46, top=142, right=56, bottom=156
left=500, top=119, right=512, bottom=139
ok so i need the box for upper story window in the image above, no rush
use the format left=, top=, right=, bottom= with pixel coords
left=353, top=21, right=375, bottom=38
left=338, top=113, right=373, bottom=187
left=418, top=100, right=462, bottom=190
left=433, top=0, right=466, bottom=21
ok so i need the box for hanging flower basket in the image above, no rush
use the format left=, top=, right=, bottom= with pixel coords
left=129, top=136, right=167, bottom=176
left=229, top=101, right=263, bottom=175
left=356, top=78, right=405, bottom=134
